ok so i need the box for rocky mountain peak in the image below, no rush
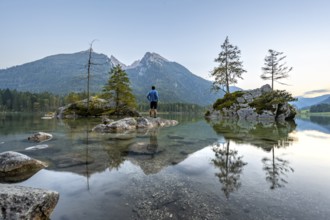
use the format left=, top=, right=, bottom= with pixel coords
left=110, top=55, right=127, bottom=69
left=141, top=52, right=168, bottom=65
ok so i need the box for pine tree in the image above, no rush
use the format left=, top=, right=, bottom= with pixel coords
left=103, top=65, right=137, bottom=111
left=261, top=49, right=293, bottom=90
left=211, top=36, right=246, bottom=94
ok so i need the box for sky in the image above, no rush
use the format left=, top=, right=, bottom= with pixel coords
left=1, top=0, right=329, bottom=97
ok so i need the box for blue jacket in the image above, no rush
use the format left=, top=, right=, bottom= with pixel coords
left=147, top=90, right=159, bottom=102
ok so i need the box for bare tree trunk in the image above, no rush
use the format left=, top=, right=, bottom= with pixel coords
left=87, top=46, right=92, bottom=113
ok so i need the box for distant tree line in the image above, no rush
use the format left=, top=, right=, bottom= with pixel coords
left=138, top=102, right=206, bottom=114
left=0, top=89, right=64, bottom=112
left=0, top=88, right=206, bottom=114
left=310, top=103, right=330, bottom=113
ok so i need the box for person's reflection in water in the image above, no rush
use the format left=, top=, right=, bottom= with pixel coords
left=146, top=128, right=159, bottom=157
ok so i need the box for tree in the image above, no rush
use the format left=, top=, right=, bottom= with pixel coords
left=261, top=49, right=293, bottom=90
left=211, top=36, right=246, bottom=94
left=102, top=64, right=137, bottom=111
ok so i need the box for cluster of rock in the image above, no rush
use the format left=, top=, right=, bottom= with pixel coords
left=206, top=84, right=296, bottom=122
left=1, top=134, right=57, bottom=219
left=0, top=151, right=58, bottom=219
left=92, top=117, right=179, bottom=133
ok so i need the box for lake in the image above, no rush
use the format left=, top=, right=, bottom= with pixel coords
left=1, top=113, right=330, bottom=220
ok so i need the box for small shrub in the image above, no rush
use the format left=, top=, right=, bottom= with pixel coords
left=249, top=90, right=297, bottom=114
left=213, top=91, right=244, bottom=111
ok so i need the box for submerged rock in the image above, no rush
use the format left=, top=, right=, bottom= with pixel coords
left=25, top=144, right=49, bottom=151
left=0, top=151, right=47, bottom=183
left=126, top=141, right=161, bottom=155
left=27, top=132, right=53, bottom=143
left=0, top=184, right=59, bottom=220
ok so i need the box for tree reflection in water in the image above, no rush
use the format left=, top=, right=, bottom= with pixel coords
left=209, top=119, right=296, bottom=192
left=212, top=140, right=247, bottom=198
left=262, top=139, right=294, bottom=190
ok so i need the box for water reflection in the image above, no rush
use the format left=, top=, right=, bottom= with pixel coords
left=24, top=117, right=216, bottom=176
left=262, top=147, right=294, bottom=189
left=0, top=112, right=57, bottom=135
left=208, top=119, right=297, bottom=151
left=209, top=119, right=297, bottom=190
left=310, top=115, right=330, bottom=125
left=3, top=114, right=330, bottom=219
left=212, top=140, right=247, bottom=198
left=147, top=128, right=159, bottom=156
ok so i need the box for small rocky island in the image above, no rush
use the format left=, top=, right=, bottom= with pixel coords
left=206, top=84, right=297, bottom=122
left=57, top=97, right=140, bottom=118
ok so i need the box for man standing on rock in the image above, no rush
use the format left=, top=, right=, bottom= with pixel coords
left=147, top=86, right=159, bottom=118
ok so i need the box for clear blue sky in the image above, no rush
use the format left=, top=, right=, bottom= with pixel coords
left=1, top=0, right=329, bottom=97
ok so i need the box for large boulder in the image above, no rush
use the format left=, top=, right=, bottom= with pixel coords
left=0, top=184, right=59, bottom=220
left=105, top=117, right=138, bottom=132
left=0, top=151, right=47, bottom=183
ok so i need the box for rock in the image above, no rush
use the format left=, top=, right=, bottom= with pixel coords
left=0, top=151, right=47, bottom=183
left=261, top=84, right=272, bottom=93
left=101, top=116, right=114, bottom=124
left=0, top=184, right=59, bottom=220
left=109, top=106, right=141, bottom=117
left=277, top=103, right=296, bottom=121
left=27, top=132, right=53, bottom=143
left=136, top=117, right=155, bottom=129
left=92, top=117, right=178, bottom=133
left=92, top=124, right=108, bottom=133
left=107, top=117, right=137, bottom=132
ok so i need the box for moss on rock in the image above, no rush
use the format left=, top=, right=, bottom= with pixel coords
left=212, top=91, right=244, bottom=111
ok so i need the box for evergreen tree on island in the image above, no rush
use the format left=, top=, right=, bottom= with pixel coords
left=211, top=36, right=246, bottom=94
left=102, top=65, right=137, bottom=112
left=261, top=49, right=293, bottom=90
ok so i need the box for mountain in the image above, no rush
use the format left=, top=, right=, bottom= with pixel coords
left=125, top=52, right=224, bottom=105
left=291, top=94, right=330, bottom=109
left=320, top=96, right=330, bottom=104
left=0, top=51, right=238, bottom=106
left=0, top=51, right=112, bottom=94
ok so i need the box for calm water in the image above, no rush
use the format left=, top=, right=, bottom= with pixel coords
left=1, top=113, right=330, bottom=220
